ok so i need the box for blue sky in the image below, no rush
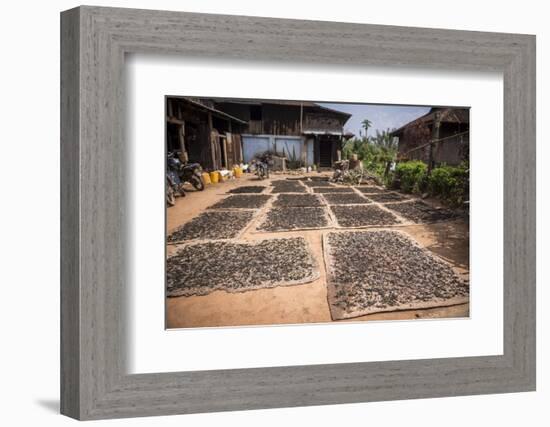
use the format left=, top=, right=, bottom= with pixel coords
left=319, top=103, right=430, bottom=138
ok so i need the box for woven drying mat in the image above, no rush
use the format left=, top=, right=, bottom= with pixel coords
left=207, top=194, right=271, bottom=209
left=324, top=230, right=469, bottom=320
left=312, top=187, right=355, bottom=193
left=322, top=192, right=371, bottom=205
left=258, top=206, right=331, bottom=232
left=227, top=186, right=267, bottom=194
left=167, top=237, right=319, bottom=297
left=367, top=192, right=409, bottom=203
left=303, top=180, right=333, bottom=187
left=355, top=186, right=386, bottom=194
left=274, top=193, right=324, bottom=207
left=330, top=204, right=400, bottom=227
left=270, top=180, right=307, bottom=193
left=167, top=210, right=255, bottom=243
left=385, top=200, right=458, bottom=223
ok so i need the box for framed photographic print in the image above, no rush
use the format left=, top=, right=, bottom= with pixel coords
left=61, top=6, right=536, bottom=420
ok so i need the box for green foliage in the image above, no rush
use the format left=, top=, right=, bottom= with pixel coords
left=371, top=128, right=398, bottom=150
left=344, top=127, right=469, bottom=208
left=394, top=161, right=427, bottom=193
left=427, top=163, right=469, bottom=207
left=284, top=143, right=304, bottom=169
left=342, top=138, right=364, bottom=160
left=342, top=134, right=396, bottom=180
left=390, top=161, right=469, bottom=207
left=361, top=119, right=372, bottom=137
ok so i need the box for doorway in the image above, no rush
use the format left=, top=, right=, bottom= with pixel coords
left=319, top=141, right=332, bottom=167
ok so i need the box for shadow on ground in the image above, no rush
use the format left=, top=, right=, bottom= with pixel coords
left=35, top=399, right=59, bottom=414
left=422, top=220, right=470, bottom=270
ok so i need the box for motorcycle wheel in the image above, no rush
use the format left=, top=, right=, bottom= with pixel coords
left=166, top=186, right=176, bottom=206
left=191, top=173, right=205, bottom=191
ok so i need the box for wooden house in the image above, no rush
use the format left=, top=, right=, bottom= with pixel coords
left=209, top=99, right=352, bottom=168
left=166, top=97, right=248, bottom=171
left=391, top=107, right=469, bottom=167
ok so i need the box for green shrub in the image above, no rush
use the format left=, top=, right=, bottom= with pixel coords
left=363, top=160, right=386, bottom=177
left=394, top=161, right=427, bottom=193
left=427, top=163, right=469, bottom=207
left=390, top=161, right=469, bottom=208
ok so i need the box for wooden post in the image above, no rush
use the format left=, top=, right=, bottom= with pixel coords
left=178, top=121, right=188, bottom=163
left=300, top=102, right=303, bottom=134
left=222, top=136, right=228, bottom=168
left=313, top=136, right=320, bottom=168
left=336, top=136, right=343, bottom=162
left=300, top=136, right=307, bottom=165
left=428, top=111, right=441, bottom=175
left=207, top=112, right=217, bottom=170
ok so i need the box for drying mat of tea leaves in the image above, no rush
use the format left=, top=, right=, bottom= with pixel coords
left=166, top=237, right=319, bottom=297
left=274, top=193, right=324, bottom=207
left=227, top=186, right=266, bottom=194
left=208, top=194, right=271, bottom=209
left=270, top=180, right=307, bottom=193
left=367, top=192, right=409, bottom=203
left=355, top=186, right=386, bottom=194
left=298, top=176, right=329, bottom=180
left=322, top=192, right=371, bottom=205
left=303, top=180, right=333, bottom=187
left=331, top=204, right=400, bottom=227
left=167, top=210, right=255, bottom=243
left=324, top=230, right=469, bottom=319
left=385, top=200, right=458, bottom=223
left=257, top=207, right=331, bottom=232
left=313, top=187, right=356, bottom=194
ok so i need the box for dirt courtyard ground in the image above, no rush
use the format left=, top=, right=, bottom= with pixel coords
left=166, top=173, right=469, bottom=329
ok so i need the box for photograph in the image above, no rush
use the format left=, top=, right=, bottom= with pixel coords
left=165, top=97, right=470, bottom=329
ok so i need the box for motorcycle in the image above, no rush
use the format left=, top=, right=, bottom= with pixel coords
left=250, top=155, right=270, bottom=180
left=166, top=171, right=185, bottom=207
left=180, top=162, right=205, bottom=191
left=168, top=152, right=205, bottom=191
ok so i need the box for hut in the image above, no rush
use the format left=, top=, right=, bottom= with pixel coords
left=391, top=107, right=469, bottom=167
left=166, top=97, right=248, bottom=171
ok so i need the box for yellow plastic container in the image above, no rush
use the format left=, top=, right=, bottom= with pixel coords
left=233, top=167, right=242, bottom=178
left=209, top=171, right=219, bottom=184
left=202, top=172, right=211, bottom=185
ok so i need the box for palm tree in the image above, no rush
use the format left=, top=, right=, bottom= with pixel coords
left=361, top=119, right=372, bottom=139
left=373, top=128, right=397, bottom=150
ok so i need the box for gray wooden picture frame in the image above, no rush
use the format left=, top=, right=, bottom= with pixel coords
left=60, top=5, right=536, bottom=420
